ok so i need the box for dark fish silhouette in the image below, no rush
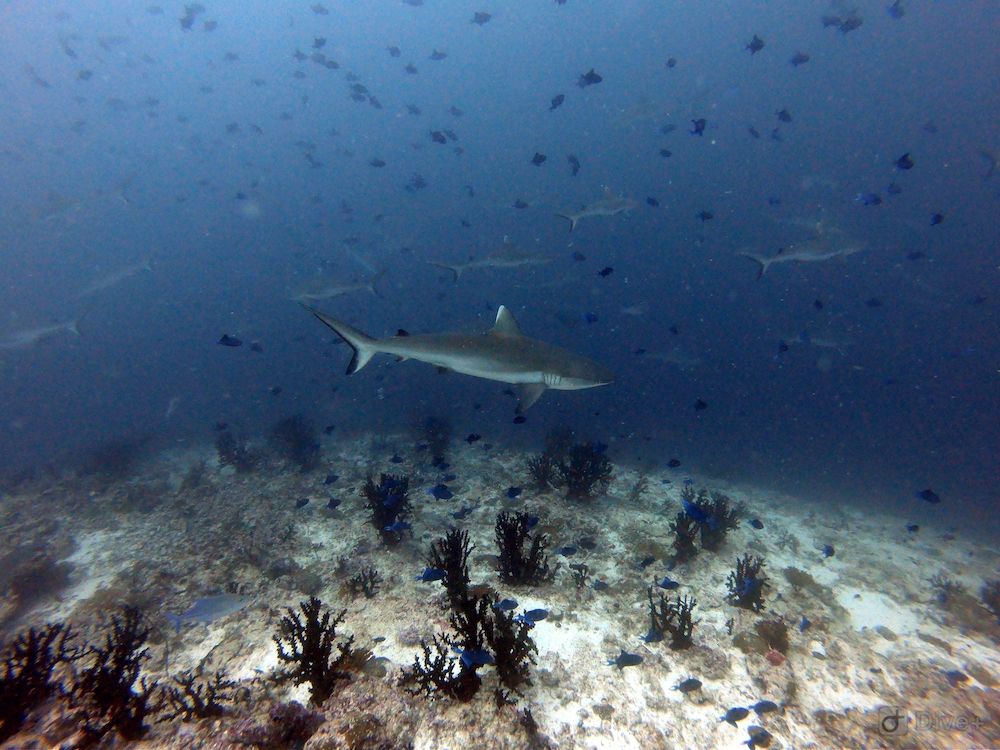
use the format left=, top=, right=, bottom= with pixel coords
left=746, top=35, right=765, bottom=54
left=660, top=123, right=677, bottom=134
left=471, top=11, right=491, bottom=25
left=577, top=69, right=602, bottom=88
left=514, top=199, right=528, bottom=209
left=693, top=399, right=708, bottom=410
left=567, top=154, right=581, bottom=176
left=370, top=158, right=386, bottom=167
left=443, top=129, right=458, bottom=141
left=674, top=678, right=702, bottom=693
left=405, top=63, right=418, bottom=74
left=312, top=3, right=329, bottom=13
left=218, top=334, right=242, bottom=347
left=666, top=57, right=677, bottom=68
left=598, top=267, right=613, bottom=277
left=407, top=104, right=421, bottom=115
left=856, top=193, right=882, bottom=206
left=776, top=109, right=792, bottom=123
left=887, top=182, right=902, bottom=195
left=531, top=152, right=547, bottom=166
left=466, top=433, right=481, bottom=444
left=888, top=0, right=906, bottom=19
left=930, top=213, right=944, bottom=226
left=550, top=94, right=565, bottom=111
left=607, top=650, right=643, bottom=669
left=660, top=149, right=672, bottom=158
left=430, top=49, right=447, bottom=60
left=646, top=197, right=659, bottom=206
left=839, top=15, right=863, bottom=32
left=790, top=51, right=810, bottom=66
left=748, top=125, right=760, bottom=138
left=430, top=131, right=447, bottom=144
left=667, top=458, right=681, bottom=467
left=313, top=37, right=326, bottom=49
left=388, top=45, right=402, bottom=57
left=691, top=118, right=706, bottom=136
left=918, top=489, right=941, bottom=504
left=697, top=211, right=714, bottom=222
left=896, top=153, right=914, bottom=170
left=722, top=707, right=750, bottom=726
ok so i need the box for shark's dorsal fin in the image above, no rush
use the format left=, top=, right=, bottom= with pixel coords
left=491, top=305, right=522, bottom=336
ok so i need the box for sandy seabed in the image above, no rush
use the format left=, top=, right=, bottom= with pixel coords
left=1, top=434, right=998, bottom=750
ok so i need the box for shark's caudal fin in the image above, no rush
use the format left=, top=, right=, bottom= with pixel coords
left=302, top=305, right=379, bottom=374
left=366, top=268, right=387, bottom=295
left=553, top=212, right=577, bottom=233
left=740, top=252, right=770, bottom=280
left=428, top=261, right=462, bottom=282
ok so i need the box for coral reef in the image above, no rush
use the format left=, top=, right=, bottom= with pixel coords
left=482, top=600, right=538, bottom=704
left=0, top=623, right=74, bottom=744
left=428, top=528, right=473, bottom=606
left=495, top=511, right=555, bottom=586
left=526, top=427, right=575, bottom=490
left=403, top=634, right=478, bottom=701
left=648, top=590, right=697, bottom=650
left=269, top=415, right=320, bottom=472
left=273, top=596, right=368, bottom=705
left=726, top=553, right=768, bottom=612
left=558, top=442, right=613, bottom=501
left=68, top=605, right=163, bottom=744
left=526, top=453, right=557, bottom=490
left=216, top=429, right=261, bottom=473
left=681, top=487, right=742, bottom=551
left=226, top=701, right=326, bottom=749
left=159, top=666, right=238, bottom=722
left=669, top=511, right=699, bottom=565
left=362, top=474, right=412, bottom=546
left=344, top=566, right=383, bottom=599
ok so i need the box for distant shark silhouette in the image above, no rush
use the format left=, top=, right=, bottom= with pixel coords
left=554, top=187, right=636, bottom=232
left=303, top=305, right=614, bottom=412
left=740, top=239, right=865, bottom=279
left=291, top=270, right=385, bottom=302
left=427, top=237, right=550, bottom=282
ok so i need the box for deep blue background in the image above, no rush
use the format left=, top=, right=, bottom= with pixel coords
left=1, top=0, right=997, bottom=535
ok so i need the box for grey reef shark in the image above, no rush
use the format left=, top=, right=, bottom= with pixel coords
left=303, top=305, right=614, bottom=413
left=427, top=237, right=550, bottom=282
left=553, top=187, right=637, bottom=232
left=740, top=238, right=866, bottom=279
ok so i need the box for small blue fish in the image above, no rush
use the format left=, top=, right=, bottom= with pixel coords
left=683, top=501, right=717, bottom=529
left=459, top=648, right=494, bottom=667
left=744, top=728, right=773, bottom=749
left=855, top=192, right=882, bottom=206
left=737, top=577, right=764, bottom=598
left=944, top=670, right=968, bottom=687
left=592, top=580, right=610, bottom=591
left=918, top=489, right=941, bottom=504
left=665, top=559, right=677, bottom=571
left=217, top=334, right=242, bottom=347
left=385, top=520, right=412, bottom=533
left=442, top=474, right=457, bottom=482
left=495, top=598, right=518, bottom=611
left=607, top=650, right=643, bottom=669
left=673, top=677, right=702, bottom=693
left=450, top=504, right=479, bottom=520
left=657, top=576, right=680, bottom=590
left=749, top=519, right=764, bottom=530
left=517, top=608, right=548, bottom=626
left=751, top=700, right=779, bottom=715
left=906, top=523, right=919, bottom=533
left=721, top=707, right=750, bottom=725
left=636, top=556, right=656, bottom=570
left=465, top=433, right=481, bottom=444
left=641, top=628, right=664, bottom=643
left=525, top=515, right=539, bottom=528
left=415, top=567, right=446, bottom=582
left=390, top=454, right=403, bottom=463
left=325, top=498, right=341, bottom=510
left=428, top=484, right=454, bottom=500
left=506, top=486, right=523, bottom=499
left=295, top=498, right=309, bottom=508
left=557, top=546, right=577, bottom=556
left=799, top=615, right=811, bottom=633
left=821, top=544, right=835, bottom=558
left=324, top=473, right=339, bottom=485
left=683, top=477, right=695, bottom=485
left=581, top=312, right=598, bottom=324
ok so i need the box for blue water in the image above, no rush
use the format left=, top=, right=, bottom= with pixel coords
left=1, top=0, right=997, bottom=535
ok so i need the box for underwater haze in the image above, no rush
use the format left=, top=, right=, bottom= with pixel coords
left=1, top=0, right=999, bottom=538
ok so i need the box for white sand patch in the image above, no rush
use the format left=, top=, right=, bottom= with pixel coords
left=835, top=588, right=920, bottom=633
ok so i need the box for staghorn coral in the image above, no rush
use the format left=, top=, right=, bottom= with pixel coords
left=495, top=510, right=555, bottom=586
left=482, top=601, right=538, bottom=705
left=558, top=442, right=613, bottom=501
left=726, top=553, right=768, bottom=612
left=0, top=623, right=75, bottom=744
left=681, top=486, right=742, bottom=552
left=269, top=414, right=320, bottom=472
left=158, top=666, right=238, bottom=722
left=343, top=566, right=382, bottom=599
left=428, top=528, right=473, bottom=606
left=362, top=474, right=412, bottom=546
left=273, top=596, right=368, bottom=705
left=669, top=511, right=699, bottom=565
left=648, top=590, right=697, bottom=650
left=68, top=605, right=163, bottom=743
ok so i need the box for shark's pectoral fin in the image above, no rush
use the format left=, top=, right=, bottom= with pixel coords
left=515, top=383, right=547, bottom=413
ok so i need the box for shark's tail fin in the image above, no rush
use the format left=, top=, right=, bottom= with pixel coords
left=302, top=305, right=379, bottom=374
left=428, top=261, right=462, bottom=282
left=366, top=268, right=387, bottom=296
left=553, top=212, right=577, bottom=233
left=740, top=252, right=769, bottom=280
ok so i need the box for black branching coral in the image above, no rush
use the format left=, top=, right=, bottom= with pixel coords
left=495, top=511, right=555, bottom=586
left=648, top=590, right=697, bottom=650
left=726, top=553, right=769, bottom=612
left=1, top=623, right=74, bottom=744
left=669, top=511, right=699, bottom=564
left=270, top=414, right=320, bottom=472
left=69, top=605, right=163, bottom=744
left=362, top=473, right=412, bottom=545
left=681, top=486, right=742, bottom=551
left=482, top=601, right=538, bottom=705
left=558, top=442, right=613, bottom=501
left=273, top=596, right=367, bottom=705
left=159, top=667, right=237, bottom=722
left=429, top=528, right=473, bottom=606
